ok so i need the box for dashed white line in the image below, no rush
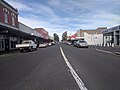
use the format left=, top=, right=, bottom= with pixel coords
left=60, top=47, right=88, bottom=90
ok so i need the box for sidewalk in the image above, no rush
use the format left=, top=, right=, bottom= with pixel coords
left=0, top=49, right=19, bottom=56
left=96, top=46, right=120, bottom=55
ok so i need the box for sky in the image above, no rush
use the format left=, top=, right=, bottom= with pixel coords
left=5, top=0, right=120, bottom=39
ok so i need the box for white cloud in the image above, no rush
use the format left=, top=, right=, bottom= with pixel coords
left=5, top=0, right=120, bottom=39
left=5, top=0, right=33, bottom=11
left=28, top=3, right=59, bottom=19
left=48, top=0, right=60, bottom=6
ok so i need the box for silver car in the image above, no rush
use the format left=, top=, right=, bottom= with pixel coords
left=76, top=40, right=88, bottom=48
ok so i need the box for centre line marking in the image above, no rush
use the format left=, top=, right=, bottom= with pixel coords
left=60, top=47, right=88, bottom=90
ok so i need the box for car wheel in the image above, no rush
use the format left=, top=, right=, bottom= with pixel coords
left=29, top=47, right=33, bottom=52
left=35, top=47, right=37, bottom=50
left=20, top=50, right=23, bottom=53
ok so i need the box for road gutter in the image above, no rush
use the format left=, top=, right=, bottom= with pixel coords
left=60, top=47, right=88, bottom=90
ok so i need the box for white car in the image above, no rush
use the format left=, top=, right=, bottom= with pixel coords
left=67, top=42, right=72, bottom=45
left=76, top=40, right=88, bottom=48
left=48, top=42, right=52, bottom=46
left=16, top=40, right=37, bottom=52
left=39, top=43, right=47, bottom=48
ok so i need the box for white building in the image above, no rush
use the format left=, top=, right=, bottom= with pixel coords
left=76, top=27, right=107, bottom=45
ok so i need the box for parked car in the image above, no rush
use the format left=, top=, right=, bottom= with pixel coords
left=16, top=40, right=37, bottom=52
left=73, top=40, right=79, bottom=46
left=51, top=41, right=55, bottom=45
left=76, top=40, right=88, bottom=48
left=39, top=43, right=47, bottom=48
left=48, top=42, right=52, bottom=46
left=67, top=41, right=72, bottom=45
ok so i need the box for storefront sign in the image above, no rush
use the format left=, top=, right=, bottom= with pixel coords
left=102, top=25, right=120, bottom=33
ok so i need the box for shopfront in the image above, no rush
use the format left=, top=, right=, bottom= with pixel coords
left=102, top=25, right=120, bottom=47
left=0, top=33, right=19, bottom=51
left=0, top=35, right=5, bottom=51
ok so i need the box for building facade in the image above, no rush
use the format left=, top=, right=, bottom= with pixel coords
left=76, top=27, right=107, bottom=45
left=34, top=28, right=49, bottom=40
left=0, top=0, right=52, bottom=52
left=0, top=0, right=19, bottom=51
left=102, top=25, right=120, bottom=47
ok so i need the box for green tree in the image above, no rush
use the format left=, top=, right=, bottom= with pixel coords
left=62, top=31, right=67, bottom=41
left=53, top=33, right=59, bottom=42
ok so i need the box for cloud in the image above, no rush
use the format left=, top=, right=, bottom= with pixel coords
left=28, top=3, right=59, bottom=19
left=48, top=0, right=60, bottom=6
left=5, top=0, right=120, bottom=40
left=5, top=0, right=33, bottom=11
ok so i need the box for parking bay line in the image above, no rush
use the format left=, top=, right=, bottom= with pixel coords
left=60, top=47, right=88, bottom=90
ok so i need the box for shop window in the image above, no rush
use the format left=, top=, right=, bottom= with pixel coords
left=4, top=12, right=8, bottom=23
left=11, top=41, right=16, bottom=48
left=12, top=16, right=15, bottom=26
left=2, top=39, right=4, bottom=49
left=0, top=39, right=4, bottom=50
left=0, top=40, right=1, bottom=50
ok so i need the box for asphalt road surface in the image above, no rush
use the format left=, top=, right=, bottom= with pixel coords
left=0, top=44, right=120, bottom=90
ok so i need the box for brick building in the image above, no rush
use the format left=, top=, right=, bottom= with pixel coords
left=0, top=0, right=53, bottom=52
left=0, top=0, right=19, bottom=51
left=34, top=28, right=49, bottom=39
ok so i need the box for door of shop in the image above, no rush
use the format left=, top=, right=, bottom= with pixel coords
left=5, top=39, right=9, bottom=51
left=116, top=35, right=119, bottom=45
left=116, top=31, right=119, bottom=45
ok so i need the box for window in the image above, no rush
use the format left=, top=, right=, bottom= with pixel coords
left=12, top=16, right=15, bottom=26
left=11, top=41, right=16, bottom=48
left=0, top=40, right=1, bottom=50
left=2, top=39, right=4, bottom=49
left=0, top=39, right=4, bottom=50
left=4, top=12, right=8, bottom=23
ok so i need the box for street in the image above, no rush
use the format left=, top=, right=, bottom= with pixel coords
left=0, top=44, right=120, bottom=90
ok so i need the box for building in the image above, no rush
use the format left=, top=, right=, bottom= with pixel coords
left=34, top=28, right=52, bottom=44
left=102, top=25, right=120, bottom=47
left=76, top=27, right=107, bottom=45
left=67, top=33, right=77, bottom=40
left=0, top=0, right=19, bottom=51
left=18, top=22, right=49, bottom=47
left=0, top=0, right=53, bottom=52
left=18, top=22, right=42, bottom=43
left=34, top=28, right=49, bottom=39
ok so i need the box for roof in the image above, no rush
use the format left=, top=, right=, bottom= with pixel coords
left=34, top=28, right=47, bottom=32
left=34, top=28, right=48, bottom=35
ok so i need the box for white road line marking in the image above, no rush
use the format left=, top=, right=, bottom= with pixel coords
left=60, top=47, right=88, bottom=90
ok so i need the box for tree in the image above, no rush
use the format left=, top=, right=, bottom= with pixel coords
left=53, top=33, right=59, bottom=42
left=62, top=31, right=67, bottom=41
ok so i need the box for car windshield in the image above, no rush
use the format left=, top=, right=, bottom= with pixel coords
left=79, top=41, right=87, bottom=43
